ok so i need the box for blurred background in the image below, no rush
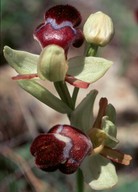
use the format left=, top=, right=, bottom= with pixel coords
left=1, top=0, right=138, bottom=191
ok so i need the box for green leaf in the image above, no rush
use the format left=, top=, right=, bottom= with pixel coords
left=102, top=116, right=119, bottom=148
left=81, top=155, right=118, bottom=190
left=18, top=80, right=72, bottom=114
left=68, top=56, right=112, bottom=83
left=3, top=46, right=38, bottom=74
left=70, top=90, right=98, bottom=133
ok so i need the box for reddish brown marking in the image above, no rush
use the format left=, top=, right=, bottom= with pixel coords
left=12, top=74, right=38, bottom=80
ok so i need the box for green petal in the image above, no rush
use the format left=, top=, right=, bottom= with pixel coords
left=18, top=80, right=72, bottom=114
left=106, top=103, right=116, bottom=124
left=81, top=155, right=118, bottom=190
left=102, top=116, right=119, bottom=148
left=68, top=56, right=112, bottom=83
left=70, top=90, right=98, bottom=133
left=3, top=46, right=38, bottom=74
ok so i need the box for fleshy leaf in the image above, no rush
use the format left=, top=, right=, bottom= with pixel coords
left=70, top=90, right=98, bottom=133
left=102, top=116, right=119, bottom=148
left=81, top=154, right=118, bottom=190
left=3, top=46, right=38, bottom=74
left=18, top=80, right=72, bottom=114
left=68, top=56, right=112, bottom=83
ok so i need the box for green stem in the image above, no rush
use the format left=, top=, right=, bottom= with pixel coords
left=77, top=169, right=84, bottom=192
left=54, top=42, right=99, bottom=192
left=75, top=43, right=99, bottom=192
left=72, top=87, right=79, bottom=107
left=85, top=43, right=99, bottom=57
left=54, top=81, right=74, bottom=110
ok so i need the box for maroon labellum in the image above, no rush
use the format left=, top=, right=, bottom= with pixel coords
left=30, top=125, right=92, bottom=174
left=34, top=5, right=84, bottom=53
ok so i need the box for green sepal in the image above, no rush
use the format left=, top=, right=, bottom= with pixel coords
left=102, top=103, right=118, bottom=147
left=18, top=80, right=72, bottom=114
left=102, top=116, right=119, bottom=148
left=70, top=90, right=98, bottom=133
left=68, top=56, right=112, bottom=83
left=3, top=46, right=38, bottom=74
left=81, top=155, right=118, bottom=190
left=106, top=103, right=116, bottom=124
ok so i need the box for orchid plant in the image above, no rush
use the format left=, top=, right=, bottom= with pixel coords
left=3, top=4, right=132, bottom=192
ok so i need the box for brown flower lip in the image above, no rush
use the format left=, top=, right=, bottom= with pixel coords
left=30, top=125, right=92, bottom=174
left=34, top=5, right=84, bottom=52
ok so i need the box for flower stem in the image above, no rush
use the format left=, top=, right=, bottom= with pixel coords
left=72, top=87, right=79, bottom=107
left=54, top=81, right=74, bottom=110
left=85, top=43, right=98, bottom=57
left=77, top=168, right=84, bottom=192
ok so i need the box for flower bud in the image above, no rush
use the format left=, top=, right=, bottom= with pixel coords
left=37, top=45, right=68, bottom=82
left=83, top=11, right=114, bottom=46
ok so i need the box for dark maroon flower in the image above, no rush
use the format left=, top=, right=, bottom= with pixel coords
left=30, top=124, right=92, bottom=174
left=34, top=5, right=84, bottom=53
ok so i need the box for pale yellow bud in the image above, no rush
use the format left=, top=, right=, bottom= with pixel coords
left=83, top=11, right=114, bottom=46
left=37, top=45, right=68, bottom=82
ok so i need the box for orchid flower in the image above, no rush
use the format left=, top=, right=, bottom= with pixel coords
left=68, top=91, right=132, bottom=190
left=30, top=92, right=132, bottom=190
left=30, top=124, right=92, bottom=174
left=3, top=5, right=113, bottom=89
